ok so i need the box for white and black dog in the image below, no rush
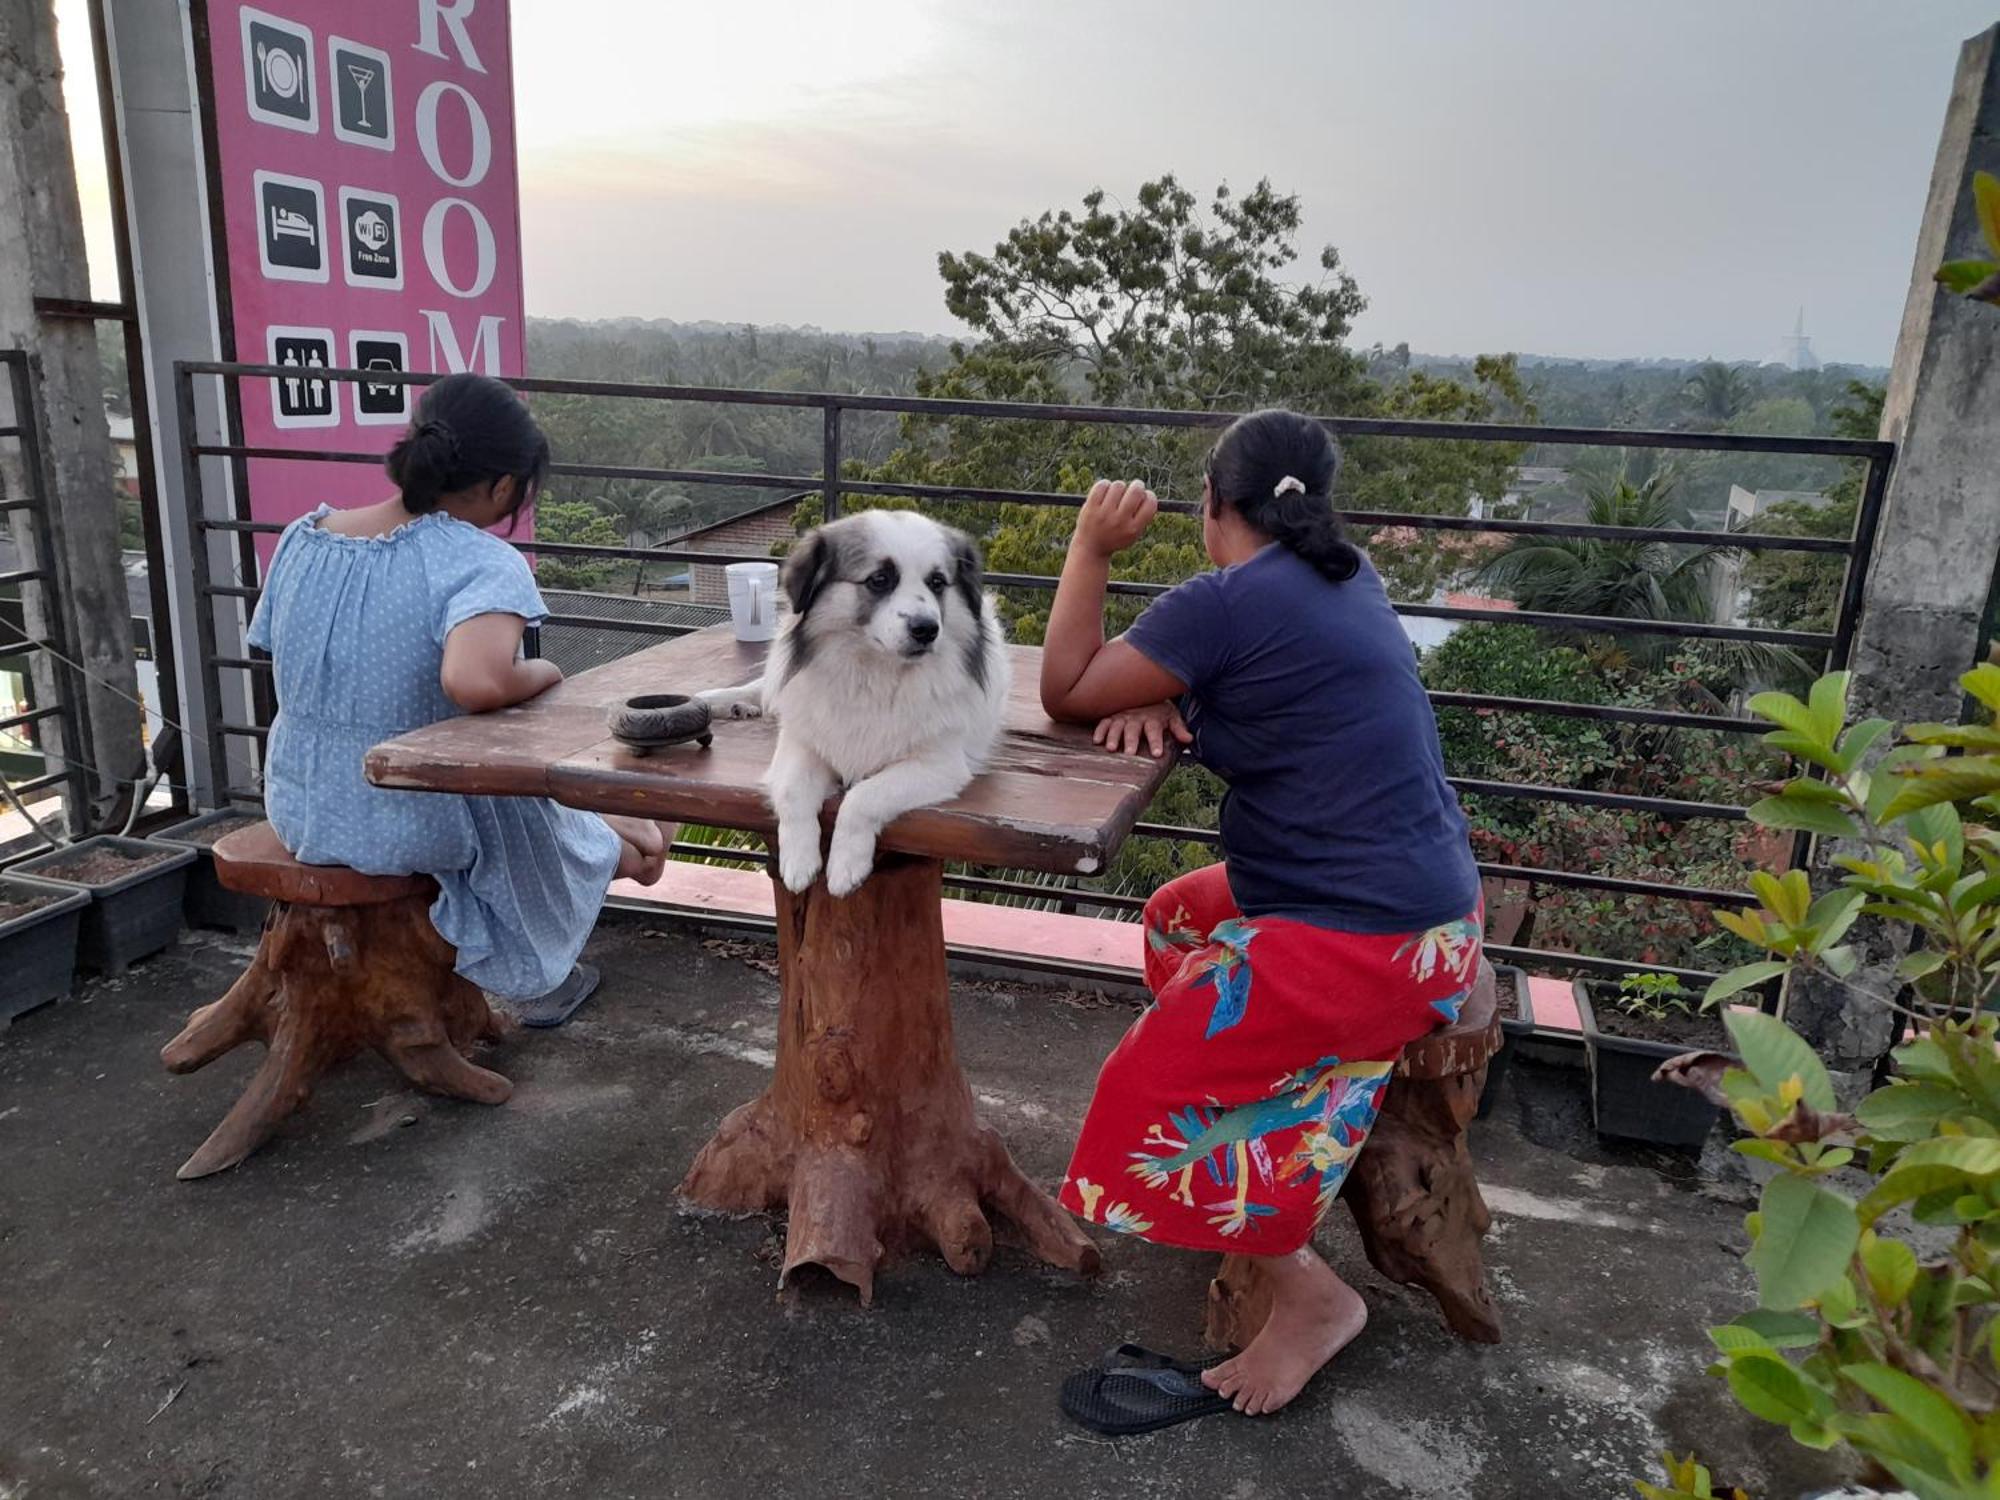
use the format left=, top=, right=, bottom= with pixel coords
left=700, top=510, right=1009, bottom=897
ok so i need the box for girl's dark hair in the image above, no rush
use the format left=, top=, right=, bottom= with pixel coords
left=1205, top=408, right=1360, bottom=583
left=386, top=372, right=550, bottom=521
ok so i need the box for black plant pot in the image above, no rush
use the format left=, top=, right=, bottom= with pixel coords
left=152, top=809, right=270, bottom=933
left=0, top=875, right=89, bottom=1028
left=1476, top=964, right=1535, bottom=1119
left=13, top=836, right=196, bottom=975
left=1575, top=980, right=1732, bottom=1148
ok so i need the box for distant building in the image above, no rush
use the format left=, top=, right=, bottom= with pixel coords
left=665, top=494, right=807, bottom=606
left=1708, top=487, right=1834, bottom=625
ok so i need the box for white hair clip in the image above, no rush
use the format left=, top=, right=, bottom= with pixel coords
left=1273, top=475, right=1306, bottom=498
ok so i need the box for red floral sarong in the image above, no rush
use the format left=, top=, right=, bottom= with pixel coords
left=1059, top=864, right=1483, bottom=1254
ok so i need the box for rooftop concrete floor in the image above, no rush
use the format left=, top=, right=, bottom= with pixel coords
left=1, top=919, right=1845, bottom=1499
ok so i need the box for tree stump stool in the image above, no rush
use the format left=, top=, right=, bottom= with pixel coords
left=160, top=822, right=511, bottom=1181
left=1205, top=960, right=1504, bottom=1347
left=679, top=853, right=1101, bottom=1304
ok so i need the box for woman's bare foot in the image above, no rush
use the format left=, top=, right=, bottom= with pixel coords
left=1201, top=1245, right=1368, bottom=1415
left=605, top=815, right=676, bottom=886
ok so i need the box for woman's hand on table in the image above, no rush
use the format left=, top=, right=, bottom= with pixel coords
left=1093, top=700, right=1191, bottom=758
left=1073, top=478, right=1158, bottom=560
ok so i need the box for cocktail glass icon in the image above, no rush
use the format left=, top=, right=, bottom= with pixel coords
left=345, top=61, right=380, bottom=130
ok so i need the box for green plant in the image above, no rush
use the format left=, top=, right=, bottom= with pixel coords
left=1642, top=666, right=2000, bottom=1499
left=1613, top=970, right=1697, bottom=1024
left=1936, top=170, right=2000, bottom=305
left=1636, top=1452, right=1751, bottom=1500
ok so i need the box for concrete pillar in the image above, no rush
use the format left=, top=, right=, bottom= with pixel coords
left=1787, top=25, right=2000, bottom=1084
left=0, top=0, right=143, bottom=828
left=101, top=0, right=240, bottom=807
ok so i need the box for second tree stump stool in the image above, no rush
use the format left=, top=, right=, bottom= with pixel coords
left=160, top=822, right=511, bottom=1181
left=1205, top=960, right=1505, bottom=1346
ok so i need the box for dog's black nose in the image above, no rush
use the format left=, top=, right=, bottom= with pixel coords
left=908, top=617, right=939, bottom=644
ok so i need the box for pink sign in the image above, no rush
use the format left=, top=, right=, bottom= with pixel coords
left=203, top=1, right=525, bottom=546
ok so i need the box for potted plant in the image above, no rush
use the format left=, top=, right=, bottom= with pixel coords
left=12, top=835, right=196, bottom=975
left=1576, top=970, right=1736, bottom=1147
left=0, top=873, right=90, bottom=1028
left=153, top=808, right=269, bottom=933
left=1635, top=664, right=2000, bottom=1497
left=1476, top=961, right=1535, bottom=1118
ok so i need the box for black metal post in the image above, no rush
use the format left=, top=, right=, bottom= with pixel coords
left=822, top=403, right=843, bottom=522
left=173, top=362, right=232, bottom=808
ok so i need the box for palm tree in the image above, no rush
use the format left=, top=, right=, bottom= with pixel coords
left=1681, top=361, right=1752, bottom=429
left=1473, top=468, right=1801, bottom=688
left=1477, top=468, right=1726, bottom=631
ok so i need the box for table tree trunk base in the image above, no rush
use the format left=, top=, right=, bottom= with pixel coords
left=161, top=894, right=511, bottom=1181
left=678, top=855, right=1100, bottom=1304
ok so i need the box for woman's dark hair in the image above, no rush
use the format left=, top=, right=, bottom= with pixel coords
left=386, top=372, right=550, bottom=522
left=1205, top=408, right=1360, bottom=583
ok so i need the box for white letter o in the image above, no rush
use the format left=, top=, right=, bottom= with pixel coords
left=415, top=79, right=492, bottom=188
left=423, top=197, right=497, bottom=298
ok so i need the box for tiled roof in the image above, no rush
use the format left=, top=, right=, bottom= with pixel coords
left=536, top=590, right=730, bottom=677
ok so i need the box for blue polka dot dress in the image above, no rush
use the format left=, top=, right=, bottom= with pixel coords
left=247, top=505, right=621, bottom=1000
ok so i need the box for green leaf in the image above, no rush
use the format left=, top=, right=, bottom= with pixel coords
left=1978, top=169, right=2000, bottom=261
left=1891, top=1136, right=2000, bottom=1176
left=1725, top=1010, right=1835, bottom=1111
left=1708, top=1323, right=1772, bottom=1355
left=1835, top=717, right=1895, bottom=772
left=1937, top=257, right=2000, bottom=295
left=1747, top=794, right=1861, bottom=838
left=1806, top=887, right=1866, bottom=954
left=1726, top=1351, right=1833, bottom=1428
left=1749, top=688, right=1818, bottom=740
left=1899, top=950, right=1948, bottom=982
left=1855, top=1080, right=1964, bottom=1141
left=1903, top=722, right=2000, bottom=752
left=1707, top=961, right=1789, bottom=1006
left=1963, top=661, right=2000, bottom=714
left=1860, top=1235, right=1919, bottom=1306
left=1730, top=1308, right=1822, bottom=1349
left=1884, top=760, right=2000, bottom=821
left=1841, top=1360, right=1974, bottom=1473
left=1750, top=1174, right=1861, bottom=1310
left=1807, top=672, right=1851, bottom=746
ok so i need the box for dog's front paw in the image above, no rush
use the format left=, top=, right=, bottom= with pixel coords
left=824, top=833, right=877, bottom=898
left=722, top=701, right=763, bottom=721
left=778, top=835, right=823, bottom=893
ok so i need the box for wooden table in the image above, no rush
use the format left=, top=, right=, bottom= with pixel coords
left=367, top=627, right=1174, bottom=1302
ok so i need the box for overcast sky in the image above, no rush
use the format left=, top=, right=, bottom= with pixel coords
left=58, top=1, right=1999, bottom=364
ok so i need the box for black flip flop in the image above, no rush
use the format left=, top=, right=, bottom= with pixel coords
left=514, top=962, right=601, bottom=1029
left=1060, top=1344, right=1233, bottom=1436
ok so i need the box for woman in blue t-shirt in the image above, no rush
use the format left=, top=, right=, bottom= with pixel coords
left=1041, top=409, right=1483, bottom=1421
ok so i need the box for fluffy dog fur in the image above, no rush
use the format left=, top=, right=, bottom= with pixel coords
left=699, top=510, right=1009, bottom=897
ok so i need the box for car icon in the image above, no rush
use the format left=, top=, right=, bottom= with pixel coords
left=362, top=355, right=400, bottom=400
left=269, top=205, right=315, bottom=243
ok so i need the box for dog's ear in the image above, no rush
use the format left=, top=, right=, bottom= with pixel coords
left=782, top=529, right=837, bottom=615
left=947, top=528, right=984, bottom=617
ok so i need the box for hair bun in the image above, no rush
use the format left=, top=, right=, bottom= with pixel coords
left=414, top=419, right=461, bottom=463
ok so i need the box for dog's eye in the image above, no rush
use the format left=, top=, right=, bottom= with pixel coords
left=926, top=571, right=947, bottom=595
left=865, top=568, right=896, bottom=595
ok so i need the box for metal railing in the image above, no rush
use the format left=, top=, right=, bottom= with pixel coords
left=171, top=360, right=1894, bottom=988
left=0, top=349, right=96, bottom=836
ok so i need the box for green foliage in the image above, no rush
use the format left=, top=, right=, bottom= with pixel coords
left=1613, top=970, right=1695, bottom=1023
left=1934, top=170, right=2000, bottom=305
left=1740, top=380, right=1883, bottom=637
left=1634, top=1451, right=1752, bottom=1499
left=1652, top=667, right=2000, bottom=1498
left=531, top=499, right=625, bottom=591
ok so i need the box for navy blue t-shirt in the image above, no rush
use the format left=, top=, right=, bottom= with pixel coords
left=1125, top=544, right=1480, bottom=934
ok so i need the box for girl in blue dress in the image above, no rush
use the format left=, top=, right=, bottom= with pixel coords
left=248, top=373, right=670, bottom=1000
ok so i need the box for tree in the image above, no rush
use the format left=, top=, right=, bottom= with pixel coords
left=1476, top=468, right=1729, bottom=647
left=1680, top=361, right=1751, bottom=429
left=530, top=499, right=623, bottom=592
left=1740, top=380, right=1883, bottom=635
left=872, top=175, right=1527, bottom=628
